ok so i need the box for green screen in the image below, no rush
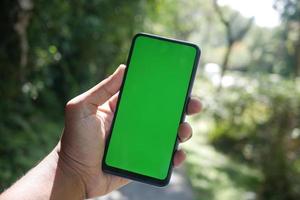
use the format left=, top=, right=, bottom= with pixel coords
left=105, top=34, right=198, bottom=180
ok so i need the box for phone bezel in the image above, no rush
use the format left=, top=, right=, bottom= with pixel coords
left=102, top=32, right=201, bottom=187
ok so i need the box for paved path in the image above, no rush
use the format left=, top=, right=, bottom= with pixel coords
left=93, top=167, right=194, bottom=200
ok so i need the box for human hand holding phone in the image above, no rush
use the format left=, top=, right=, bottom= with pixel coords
left=0, top=64, right=201, bottom=200
left=60, top=64, right=202, bottom=198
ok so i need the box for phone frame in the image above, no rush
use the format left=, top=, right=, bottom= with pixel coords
left=102, top=32, right=201, bottom=186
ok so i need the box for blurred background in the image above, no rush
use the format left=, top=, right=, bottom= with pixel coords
left=0, top=0, right=300, bottom=199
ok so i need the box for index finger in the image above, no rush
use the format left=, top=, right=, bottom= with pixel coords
left=186, top=97, right=202, bottom=115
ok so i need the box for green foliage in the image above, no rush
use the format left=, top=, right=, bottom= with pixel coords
left=206, top=75, right=300, bottom=199
left=0, top=107, right=62, bottom=189
left=1, top=0, right=300, bottom=199
left=185, top=134, right=262, bottom=200
left=27, top=0, right=146, bottom=104
left=0, top=0, right=149, bottom=191
left=274, top=0, right=300, bottom=77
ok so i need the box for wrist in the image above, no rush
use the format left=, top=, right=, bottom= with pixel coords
left=52, top=144, right=86, bottom=200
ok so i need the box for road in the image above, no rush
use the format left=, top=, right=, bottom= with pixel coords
left=92, top=167, right=194, bottom=200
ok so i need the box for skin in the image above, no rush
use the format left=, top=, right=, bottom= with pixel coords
left=0, top=64, right=202, bottom=200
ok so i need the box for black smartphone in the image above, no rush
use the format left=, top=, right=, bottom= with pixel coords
left=102, top=33, right=201, bottom=186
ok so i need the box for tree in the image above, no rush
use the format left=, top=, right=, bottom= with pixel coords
left=274, top=0, right=300, bottom=77
left=0, top=0, right=151, bottom=190
left=213, top=0, right=253, bottom=84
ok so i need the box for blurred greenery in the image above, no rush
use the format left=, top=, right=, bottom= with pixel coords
left=0, top=0, right=300, bottom=199
left=185, top=74, right=300, bottom=200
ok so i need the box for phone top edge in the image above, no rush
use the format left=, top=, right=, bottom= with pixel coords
left=133, top=32, right=201, bottom=55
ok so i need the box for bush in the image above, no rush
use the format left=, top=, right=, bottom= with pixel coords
left=207, top=75, right=300, bottom=199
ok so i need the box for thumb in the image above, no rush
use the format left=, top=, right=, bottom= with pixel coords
left=85, top=64, right=125, bottom=107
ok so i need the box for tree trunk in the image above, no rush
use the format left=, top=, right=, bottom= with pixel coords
left=218, top=42, right=233, bottom=90
left=14, top=0, right=33, bottom=82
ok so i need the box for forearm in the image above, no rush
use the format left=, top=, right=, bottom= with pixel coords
left=0, top=145, right=85, bottom=200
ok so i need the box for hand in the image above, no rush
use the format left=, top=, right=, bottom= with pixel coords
left=57, top=64, right=202, bottom=198
left=0, top=64, right=202, bottom=200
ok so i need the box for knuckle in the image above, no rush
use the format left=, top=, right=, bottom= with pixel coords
left=65, top=100, right=76, bottom=111
left=65, top=97, right=85, bottom=112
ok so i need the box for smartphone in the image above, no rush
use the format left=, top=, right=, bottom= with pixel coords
left=102, top=33, right=201, bottom=186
